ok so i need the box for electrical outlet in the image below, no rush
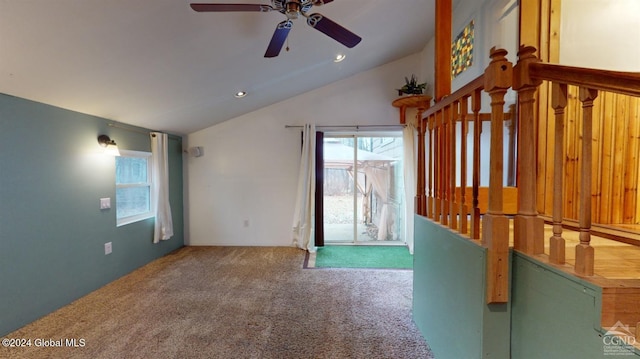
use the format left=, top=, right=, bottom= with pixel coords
left=104, top=242, right=112, bottom=255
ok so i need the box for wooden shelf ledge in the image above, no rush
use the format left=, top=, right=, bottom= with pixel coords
left=392, top=95, right=432, bottom=124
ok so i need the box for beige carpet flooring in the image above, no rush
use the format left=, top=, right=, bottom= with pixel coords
left=2, top=246, right=433, bottom=359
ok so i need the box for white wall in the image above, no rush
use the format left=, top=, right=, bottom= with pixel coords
left=186, top=54, right=421, bottom=246
left=561, top=0, right=640, bottom=71
left=418, top=0, right=519, bottom=187
left=450, top=0, right=519, bottom=92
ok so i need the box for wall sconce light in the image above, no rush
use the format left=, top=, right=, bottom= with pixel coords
left=98, top=135, right=121, bottom=156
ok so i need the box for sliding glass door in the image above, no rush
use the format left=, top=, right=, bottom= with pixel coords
left=322, top=133, right=404, bottom=244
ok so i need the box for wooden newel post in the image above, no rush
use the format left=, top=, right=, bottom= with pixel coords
left=512, top=45, right=545, bottom=255
left=482, top=47, right=512, bottom=304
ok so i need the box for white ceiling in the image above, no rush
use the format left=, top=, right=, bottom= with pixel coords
left=0, top=0, right=435, bottom=134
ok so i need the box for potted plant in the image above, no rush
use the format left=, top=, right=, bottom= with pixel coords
left=397, top=74, right=427, bottom=96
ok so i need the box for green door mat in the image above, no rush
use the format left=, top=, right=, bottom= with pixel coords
left=314, top=245, right=413, bottom=269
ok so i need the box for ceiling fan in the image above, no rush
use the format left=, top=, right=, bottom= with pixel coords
left=190, top=0, right=362, bottom=58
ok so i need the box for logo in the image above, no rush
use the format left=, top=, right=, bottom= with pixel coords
left=603, top=321, right=637, bottom=356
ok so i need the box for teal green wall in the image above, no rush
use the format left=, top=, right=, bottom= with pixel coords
left=511, top=253, right=640, bottom=358
left=414, top=215, right=640, bottom=358
left=413, top=216, right=510, bottom=358
left=0, top=93, right=184, bottom=336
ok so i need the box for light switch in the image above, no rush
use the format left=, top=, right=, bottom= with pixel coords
left=100, top=197, right=111, bottom=209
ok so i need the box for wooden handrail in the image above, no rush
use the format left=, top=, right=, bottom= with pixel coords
left=408, top=44, right=640, bottom=306
left=530, top=62, right=640, bottom=97
left=420, top=47, right=513, bottom=304
left=516, top=45, right=640, bottom=276
left=423, top=75, right=484, bottom=118
left=422, top=76, right=484, bottom=225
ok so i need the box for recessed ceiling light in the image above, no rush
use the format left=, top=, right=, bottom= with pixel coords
left=334, top=54, right=346, bottom=63
left=234, top=91, right=247, bottom=98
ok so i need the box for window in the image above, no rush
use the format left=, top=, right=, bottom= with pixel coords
left=116, top=150, right=153, bottom=226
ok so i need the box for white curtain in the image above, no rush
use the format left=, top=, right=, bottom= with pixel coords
left=292, top=124, right=316, bottom=252
left=150, top=132, right=174, bottom=243
left=403, top=120, right=418, bottom=254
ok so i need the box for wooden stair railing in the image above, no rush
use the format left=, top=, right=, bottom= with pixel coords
left=423, top=75, right=484, bottom=235
left=407, top=43, right=640, bottom=310
left=420, top=47, right=515, bottom=303
left=516, top=45, right=640, bottom=276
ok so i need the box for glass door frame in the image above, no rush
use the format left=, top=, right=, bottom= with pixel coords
left=321, top=131, right=403, bottom=245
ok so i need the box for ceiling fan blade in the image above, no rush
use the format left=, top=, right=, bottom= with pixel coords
left=264, top=20, right=293, bottom=58
left=190, top=3, right=273, bottom=12
left=306, top=13, right=361, bottom=48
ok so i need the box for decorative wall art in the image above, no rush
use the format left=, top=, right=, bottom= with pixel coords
left=452, top=20, right=475, bottom=78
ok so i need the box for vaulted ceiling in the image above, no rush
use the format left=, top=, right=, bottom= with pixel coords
left=1, top=1, right=434, bottom=134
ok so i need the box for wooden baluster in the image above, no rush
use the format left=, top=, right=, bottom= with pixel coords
left=460, top=96, right=469, bottom=234
left=575, top=87, right=598, bottom=276
left=416, top=111, right=427, bottom=216
left=441, top=109, right=450, bottom=226
left=450, top=102, right=459, bottom=230
left=506, top=104, right=517, bottom=186
left=437, top=111, right=444, bottom=224
left=471, top=89, right=482, bottom=239
left=550, top=83, right=568, bottom=264
left=427, top=115, right=434, bottom=218
left=434, top=115, right=442, bottom=222
left=482, top=47, right=512, bottom=304
left=513, top=45, right=545, bottom=255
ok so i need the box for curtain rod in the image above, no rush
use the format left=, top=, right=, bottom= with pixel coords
left=284, top=124, right=404, bottom=129
left=108, top=123, right=182, bottom=140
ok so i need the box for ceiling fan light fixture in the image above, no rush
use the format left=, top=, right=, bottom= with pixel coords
left=234, top=91, right=247, bottom=98
left=334, top=53, right=346, bottom=62
left=285, top=1, right=301, bottom=19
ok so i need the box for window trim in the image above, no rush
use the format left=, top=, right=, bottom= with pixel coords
left=116, top=150, right=154, bottom=227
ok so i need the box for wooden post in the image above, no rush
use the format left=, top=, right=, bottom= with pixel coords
left=471, top=89, right=482, bottom=240
left=575, top=87, right=598, bottom=276
left=512, top=45, right=545, bottom=255
left=435, top=0, right=452, bottom=101
left=482, top=47, right=513, bottom=304
left=460, top=96, right=469, bottom=234
left=550, top=83, right=568, bottom=264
